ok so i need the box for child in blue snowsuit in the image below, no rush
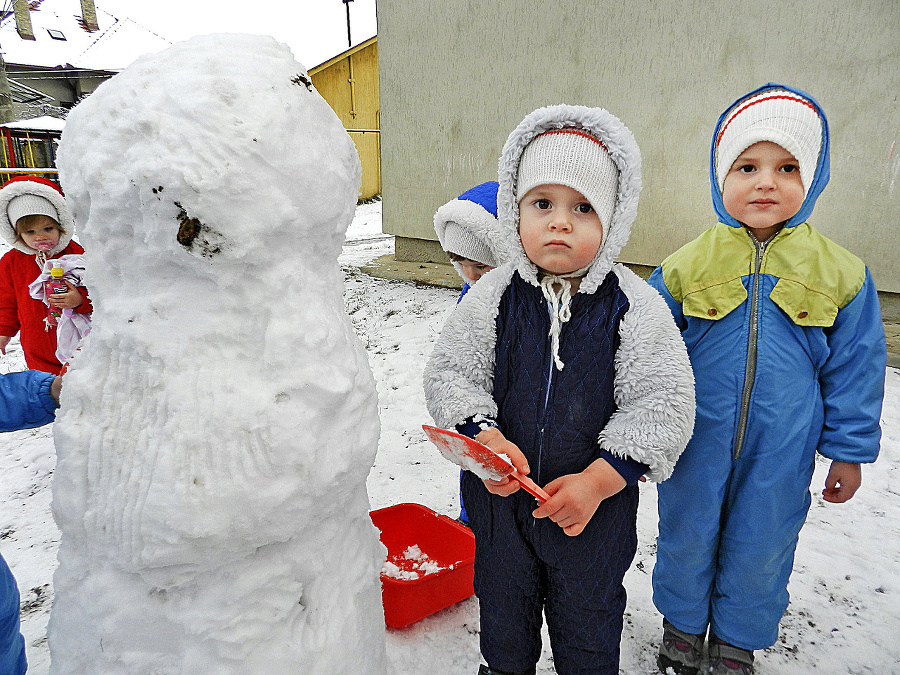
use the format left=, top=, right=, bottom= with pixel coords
left=649, top=84, right=886, bottom=675
left=0, top=369, right=62, bottom=675
left=1, top=369, right=59, bottom=432
left=433, top=180, right=503, bottom=523
left=424, top=105, right=695, bottom=675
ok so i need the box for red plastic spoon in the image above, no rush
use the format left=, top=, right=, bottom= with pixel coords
left=422, top=424, right=550, bottom=503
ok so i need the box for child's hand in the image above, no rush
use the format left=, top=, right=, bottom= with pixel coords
left=48, top=281, right=83, bottom=310
left=475, top=427, right=530, bottom=497
left=50, top=376, right=62, bottom=405
left=532, top=458, right=626, bottom=537
left=822, top=461, right=862, bottom=503
left=0, top=335, right=9, bottom=355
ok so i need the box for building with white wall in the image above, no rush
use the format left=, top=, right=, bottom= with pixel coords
left=377, top=0, right=899, bottom=299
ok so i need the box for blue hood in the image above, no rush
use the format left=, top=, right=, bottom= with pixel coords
left=710, top=83, right=830, bottom=229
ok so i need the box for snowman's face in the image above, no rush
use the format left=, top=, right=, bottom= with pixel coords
left=173, top=205, right=227, bottom=259
left=59, top=33, right=362, bottom=290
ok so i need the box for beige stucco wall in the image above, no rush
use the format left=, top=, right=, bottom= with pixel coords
left=377, top=0, right=900, bottom=292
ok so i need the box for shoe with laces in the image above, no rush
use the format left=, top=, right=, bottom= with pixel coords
left=657, top=619, right=705, bottom=674
left=708, top=636, right=754, bottom=675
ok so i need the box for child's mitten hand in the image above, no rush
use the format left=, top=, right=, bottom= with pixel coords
left=476, top=427, right=529, bottom=497
left=48, top=281, right=83, bottom=310
left=51, top=376, right=62, bottom=405
left=822, top=460, right=862, bottom=503
left=532, top=458, right=626, bottom=537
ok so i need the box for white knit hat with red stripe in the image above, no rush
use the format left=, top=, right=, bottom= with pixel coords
left=516, top=128, right=618, bottom=230
left=715, top=88, right=822, bottom=194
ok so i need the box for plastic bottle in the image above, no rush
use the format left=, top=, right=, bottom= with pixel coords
left=45, top=261, right=68, bottom=328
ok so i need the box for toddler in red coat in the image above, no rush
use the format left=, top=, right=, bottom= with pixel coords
left=0, top=176, right=91, bottom=374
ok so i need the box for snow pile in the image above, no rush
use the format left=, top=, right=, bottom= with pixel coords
left=47, top=34, right=387, bottom=674
left=382, top=545, right=445, bottom=580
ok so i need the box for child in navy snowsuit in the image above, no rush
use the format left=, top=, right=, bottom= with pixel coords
left=433, top=180, right=504, bottom=523
left=649, top=84, right=886, bottom=675
left=424, top=105, right=695, bottom=675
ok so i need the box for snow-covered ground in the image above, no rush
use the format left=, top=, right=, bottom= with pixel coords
left=2, top=199, right=898, bottom=674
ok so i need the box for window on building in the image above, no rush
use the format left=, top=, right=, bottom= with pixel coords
left=47, top=29, right=66, bottom=40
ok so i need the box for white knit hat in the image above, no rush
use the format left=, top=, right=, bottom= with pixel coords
left=8, top=193, right=60, bottom=227
left=516, top=129, right=618, bottom=230
left=442, top=221, right=497, bottom=267
left=715, top=89, right=822, bottom=194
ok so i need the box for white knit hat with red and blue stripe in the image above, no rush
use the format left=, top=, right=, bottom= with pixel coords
left=715, top=88, right=822, bottom=195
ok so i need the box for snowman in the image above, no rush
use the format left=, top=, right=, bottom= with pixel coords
left=48, top=34, right=387, bottom=674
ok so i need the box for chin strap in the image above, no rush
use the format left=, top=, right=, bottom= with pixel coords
left=539, top=269, right=585, bottom=371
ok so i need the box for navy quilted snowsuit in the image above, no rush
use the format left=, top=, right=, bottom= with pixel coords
left=462, top=271, right=638, bottom=674
left=424, top=104, right=695, bottom=675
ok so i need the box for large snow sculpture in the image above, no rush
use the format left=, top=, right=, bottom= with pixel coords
left=49, top=34, right=387, bottom=674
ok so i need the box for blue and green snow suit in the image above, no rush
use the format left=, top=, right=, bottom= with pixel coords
left=649, top=83, right=886, bottom=651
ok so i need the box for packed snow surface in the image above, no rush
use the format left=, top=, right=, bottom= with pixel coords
left=45, top=33, right=387, bottom=674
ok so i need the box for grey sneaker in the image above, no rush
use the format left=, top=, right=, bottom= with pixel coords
left=708, top=636, right=754, bottom=675
left=657, top=619, right=705, bottom=674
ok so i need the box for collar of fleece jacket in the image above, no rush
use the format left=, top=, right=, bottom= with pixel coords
left=496, top=104, right=642, bottom=295
left=0, top=177, right=76, bottom=256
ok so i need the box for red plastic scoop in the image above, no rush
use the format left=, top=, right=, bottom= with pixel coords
left=422, top=424, right=551, bottom=503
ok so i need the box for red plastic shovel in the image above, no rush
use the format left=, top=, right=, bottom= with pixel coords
left=422, top=424, right=551, bottom=503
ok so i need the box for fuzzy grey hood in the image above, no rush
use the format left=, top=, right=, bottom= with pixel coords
left=497, top=104, right=642, bottom=294
left=0, top=178, right=75, bottom=256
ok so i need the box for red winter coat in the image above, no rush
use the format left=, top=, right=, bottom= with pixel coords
left=0, top=241, right=92, bottom=374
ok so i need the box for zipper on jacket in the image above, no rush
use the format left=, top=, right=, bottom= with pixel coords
left=732, top=236, right=769, bottom=459
left=534, top=296, right=560, bottom=506
left=536, top=317, right=555, bottom=496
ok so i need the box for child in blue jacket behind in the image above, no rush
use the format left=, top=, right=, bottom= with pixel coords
left=425, top=105, right=695, bottom=675
left=649, top=84, right=886, bottom=675
left=433, top=180, right=504, bottom=524
left=0, top=368, right=61, bottom=675
left=434, top=181, right=503, bottom=294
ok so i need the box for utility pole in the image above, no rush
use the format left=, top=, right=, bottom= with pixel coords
left=342, top=0, right=354, bottom=48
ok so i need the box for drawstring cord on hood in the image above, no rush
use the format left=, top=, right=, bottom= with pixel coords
left=539, top=263, right=591, bottom=371
left=540, top=274, right=572, bottom=371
